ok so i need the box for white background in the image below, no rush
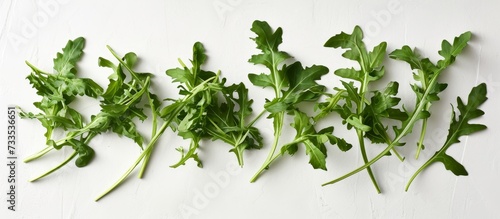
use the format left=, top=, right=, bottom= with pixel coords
left=1, top=0, right=499, bottom=218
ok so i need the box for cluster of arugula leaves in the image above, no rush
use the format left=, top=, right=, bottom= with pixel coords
left=318, top=25, right=487, bottom=191
left=247, top=21, right=487, bottom=192
left=20, top=38, right=263, bottom=201
left=247, top=21, right=351, bottom=182
left=20, top=20, right=487, bottom=200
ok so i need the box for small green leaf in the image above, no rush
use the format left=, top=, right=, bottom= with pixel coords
left=304, top=141, right=327, bottom=170
left=248, top=73, right=274, bottom=88
left=53, top=37, right=85, bottom=78
left=346, top=116, right=371, bottom=132
left=166, top=68, right=193, bottom=84
left=334, top=68, right=362, bottom=82
left=437, top=31, right=472, bottom=68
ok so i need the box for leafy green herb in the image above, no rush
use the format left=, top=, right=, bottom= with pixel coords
left=319, top=26, right=408, bottom=192
left=20, top=22, right=486, bottom=200
left=388, top=31, right=471, bottom=158
left=205, top=83, right=264, bottom=166
left=95, top=42, right=263, bottom=201
left=20, top=37, right=104, bottom=174
left=23, top=41, right=155, bottom=182
left=248, top=20, right=349, bottom=182
left=406, top=83, right=487, bottom=190
left=322, top=31, right=474, bottom=188
left=164, top=42, right=263, bottom=168
left=20, top=37, right=102, bottom=160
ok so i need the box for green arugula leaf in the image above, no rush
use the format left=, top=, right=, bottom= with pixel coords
left=281, top=110, right=351, bottom=170
left=249, top=21, right=334, bottom=182
left=322, top=26, right=394, bottom=192
left=206, top=83, right=263, bottom=166
left=390, top=31, right=471, bottom=158
left=248, top=20, right=291, bottom=93
left=21, top=37, right=103, bottom=146
left=437, top=31, right=472, bottom=68
left=406, top=83, right=487, bottom=190
left=53, top=37, right=85, bottom=78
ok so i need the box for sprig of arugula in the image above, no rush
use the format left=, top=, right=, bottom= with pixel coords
left=388, top=32, right=471, bottom=159
left=248, top=20, right=350, bottom=182
left=319, top=26, right=408, bottom=192
left=22, top=39, right=156, bottom=182
left=322, top=30, right=476, bottom=187
left=165, top=42, right=263, bottom=168
left=406, top=83, right=487, bottom=190
left=205, top=82, right=264, bottom=166
left=95, top=42, right=263, bottom=200
left=20, top=37, right=103, bottom=163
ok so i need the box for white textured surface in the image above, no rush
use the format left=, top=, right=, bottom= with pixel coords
left=1, top=0, right=499, bottom=218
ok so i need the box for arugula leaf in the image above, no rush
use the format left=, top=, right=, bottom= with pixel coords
left=205, top=83, right=264, bottom=166
left=165, top=42, right=220, bottom=168
left=280, top=110, right=352, bottom=170
left=406, top=83, right=487, bottom=190
left=321, top=26, right=400, bottom=192
left=166, top=42, right=263, bottom=168
left=53, top=37, right=85, bottom=78
left=248, top=21, right=343, bottom=183
left=24, top=44, right=156, bottom=187
left=20, top=37, right=103, bottom=147
left=264, top=62, right=328, bottom=113
left=390, top=31, right=471, bottom=158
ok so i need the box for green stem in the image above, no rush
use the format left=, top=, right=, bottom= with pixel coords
left=405, top=156, right=435, bottom=191
left=29, top=151, right=78, bottom=182
left=250, top=111, right=284, bottom=183
left=357, top=129, right=381, bottom=193
left=24, top=146, right=54, bottom=163
left=248, top=109, right=266, bottom=127
left=415, top=68, right=430, bottom=160
left=138, top=92, right=160, bottom=179
left=250, top=147, right=284, bottom=183
left=415, top=118, right=428, bottom=159
left=25, top=61, right=50, bottom=75
left=356, top=66, right=381, bottom=192
left=95, top=122, right=169, bottom=201
left=169, top=139, right=200, bottom=168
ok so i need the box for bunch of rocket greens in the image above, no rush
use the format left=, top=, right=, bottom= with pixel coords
left=19, top=20, right=487, bottom=200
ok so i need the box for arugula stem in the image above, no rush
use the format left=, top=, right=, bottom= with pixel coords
left=357, top=129, right=381, bottom=193
left=415, top=69, right=430, bottom=160
left=95, top=122, right=169, bottom=201
left=29, top=151, right=78, bottom=182
left=405, top=156, right=434, bottom=191
left=24, top=146, right=54, bottom=163
left=391, top=145, right=405, bottom=162
left=355, top=67, right=382, bottom=192
left=250, top=135, right=308, bottom=183
left=322, top=71, right=442, bottom=186
left=138, top=93, right=160, bottom=178
left=25, top=61, right=50, bottom=75
left=250, top=111, right=284, bottom=183
left=248, top=109, right=266, bottom=127
left=170, top=139, right=200, bottom=168
left=415, top=118, right=428, bottom=159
